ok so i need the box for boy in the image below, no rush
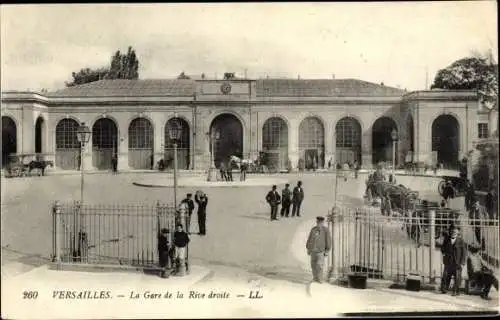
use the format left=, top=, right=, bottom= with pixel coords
left=173, top=223, right=190, bottom=276
left=157, top=228, right=171, bottom=278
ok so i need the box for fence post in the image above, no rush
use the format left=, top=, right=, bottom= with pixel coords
left=429, top=209, right=436, bottom=284
left=52, top=201, right=62, bottom=263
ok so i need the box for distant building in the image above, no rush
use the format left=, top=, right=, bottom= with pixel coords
left=1, top=76, right=482, bottom=171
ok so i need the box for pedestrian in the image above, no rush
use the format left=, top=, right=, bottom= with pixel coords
left=180, top=193, right=195, bottom=234
left=465, top=181, right=475, bottom=212
left=111, top=154, right=118, bottom=174
left=226, top=157, right=233, bottom=181
left=157, top=228, right=171, bottom=278
left=240, top=161, right=247, bottom=181
left=440, top=226, right=467, bottom=296
left=485, top=189, right=494, bottom=220
left=280, top=183, right=292, bottom=217
left=467, top=244, right=499, bottom=300
left=342, top=162, right=350, bottom=181
left=353, top=160, right=359, bottom=179
left=219, top=162, right=227, bottom=181
left=195, top=191, right=208, bottom=236
left=442, top=181, right=454, bottom=207
left=173, top=223, right=190, bottom=276
left=469, top=200, right=487, bottom=249
left=292, top=181, right=304, bottom=217
left=150, top=154, right=154, bottom=170
left=306, top=216, right=331, bottom=283
left=266, top=185, right=281, bottom=221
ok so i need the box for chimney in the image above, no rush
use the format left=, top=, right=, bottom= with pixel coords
left=332, top=74, right=336, bottom=80
left=244, top=68, right=248, bottom=79
left=201, top=73, right=205, bottom=80
left=297, top=74, right=301, bottom=80
left=380, top=82, right=384, bottom=86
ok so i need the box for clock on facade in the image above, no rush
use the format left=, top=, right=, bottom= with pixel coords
left=220, top=82, right=232, bottom=95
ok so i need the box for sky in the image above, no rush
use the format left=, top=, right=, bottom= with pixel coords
left=1, top=2, right=497, bottom=92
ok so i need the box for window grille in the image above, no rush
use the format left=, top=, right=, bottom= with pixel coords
left=128, top=118, right=153, bottom=149
left=299, top=117, right=325, bottom=149
left=92, top=118, right=118, bottom=149
left=336, top=117, right=361, bottom=148
left=263, top=117, right=288, bottom=149
left=478, top=123, right=489, bottom=139
left=56, top=118, right=80, bottom=149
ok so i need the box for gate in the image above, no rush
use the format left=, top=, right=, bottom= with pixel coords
left=51, top=201, right=188, bottom=267
left=328, top=206, right=500, bottom=286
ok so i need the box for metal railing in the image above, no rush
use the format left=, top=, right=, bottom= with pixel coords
left=51, top=201, right=188, bottom=268
left=328, top=206, right=500, bottom=285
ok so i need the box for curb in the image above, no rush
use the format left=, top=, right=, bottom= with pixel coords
left=49, top=262, right=212, bottom=284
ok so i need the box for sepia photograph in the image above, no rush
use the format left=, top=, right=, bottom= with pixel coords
left=1, top=2, right=498, bottom=318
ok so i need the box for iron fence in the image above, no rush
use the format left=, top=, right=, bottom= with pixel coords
left=51, top=201, right=187, bottom=268
left=327, top=206, right=500, bottom=285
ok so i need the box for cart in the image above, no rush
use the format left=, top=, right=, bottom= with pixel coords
left=4, top=154, right=31, bottom=178
left=438, top=175, right=468, bottom=198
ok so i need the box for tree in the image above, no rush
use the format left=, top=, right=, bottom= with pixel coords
left=65, top=46, right=139, bottom=87
left=65, top=67, right=110, bottom=87
left=431, top=54, right=498, bottom=108
left=177, top=72, right=191, bottom=79
left=107, top=46, right=139, bottom=80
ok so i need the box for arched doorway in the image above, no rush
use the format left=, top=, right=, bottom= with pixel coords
left=336, top=117, right=362, bottom=166
left=35, top=116, right=45, bottom=160
left=92, top=118, right=118, bottom=170
left=210, top=113, right=243, bottom=168
left=372, top=117, right=398, bottom=166
left=164, top=118, right=190, bottom=170
left=2, top=116, right=17, bottom=167
left=128, top=118, right=154, bottom=169
left=432, top=115, right=459, bottom=168
left=299, top=117, right=325, bottom=170
left=55, top=118, right=81, bottom=170
left=262, top=117, right=288, bottom=171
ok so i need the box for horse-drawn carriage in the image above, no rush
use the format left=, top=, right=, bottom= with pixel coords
left=4, top=154, right=53, bottom=178
left=403, top=200, right=461, bottom=246
left=438, top=175, right=468, bottom=198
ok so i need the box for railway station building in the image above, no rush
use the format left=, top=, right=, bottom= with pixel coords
left=1, top=74, right=490, bottom=172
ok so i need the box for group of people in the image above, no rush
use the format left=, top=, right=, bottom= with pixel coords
left=440, top=225, right=498, bottom=300
left=219, top=158, right=248, bottom=182
left=156, top=190, right=209, bottom=278
left=265, top=181, right=305, bottom=221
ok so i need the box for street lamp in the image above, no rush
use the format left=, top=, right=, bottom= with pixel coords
left=207, top=130, right=220, bottom=181
left=168, top=119, right=183, bottom=209
left=75, top=122, right=91, bottom=262
left=76, top=123, right=91, bottom=204
left=391, top=129, right=398, bottom=180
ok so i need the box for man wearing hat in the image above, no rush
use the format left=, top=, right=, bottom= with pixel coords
left=280, top=183, right=292, bottom=218
left=292, top=181, right=304, bottom=217
left=180, top=193, right=195, bottom=234
left=440, top=226, right=467, bottom=296
left=195, top=190, right=209, bottom=236
left=266, top=185, right=281, bottom=221
left=306, top=216, right=331, bottom=283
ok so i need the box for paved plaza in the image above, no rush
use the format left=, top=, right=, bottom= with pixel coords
left=1, top=171, right=498, bottom=316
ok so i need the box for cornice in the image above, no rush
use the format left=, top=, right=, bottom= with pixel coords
left=402, top=90, right=478, bottom=102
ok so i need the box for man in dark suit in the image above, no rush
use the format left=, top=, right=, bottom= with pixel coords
left=180, top=193, right=195, bottom=234
left=266, top=185, right=281, bottom=221
left=195, top=191, right=208, bottom=236
left=440, top=226, right=468, bottom=296
left=280, top=183, right=292, bottom=217
left=292, top=181, right=304, bottom=217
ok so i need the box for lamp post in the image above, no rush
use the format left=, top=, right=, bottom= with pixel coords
left=75, top=122, right=91, bottom=262
left=391, top=129, right=398, bottom=180
left=168, top=119, right=183, bottom=209
left=207, top=130, right=220, bottom=181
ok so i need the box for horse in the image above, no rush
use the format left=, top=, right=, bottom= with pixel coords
left=229, top=155, right=254, bottom=170
left=28, top=160, right=54, bottom=176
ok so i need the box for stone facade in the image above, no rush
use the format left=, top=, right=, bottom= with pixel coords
left=1, top=78, right=480, bottom=171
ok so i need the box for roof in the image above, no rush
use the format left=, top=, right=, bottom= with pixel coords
left=47, top=78, right=405, bottom=98
left=255, top=79, right=404, bottom=97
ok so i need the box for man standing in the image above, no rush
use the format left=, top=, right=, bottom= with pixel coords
left=195, top=191, right=208, bottom=236
left=440, top=226, right=467, bottom=296
left=485, top=189, right=494, bottom=220
left=266, top=185, right=281, bottom=221
left=306, top=216, right=331, bottom=283
left=180, top=193, right=195, bottom=234
left=111, top=154, right=118, bottom=174
left=470, top=200, right=487, bottom=249
left=280, top=183, right=292, bottom=218
left=292, top=181, right=304, bottom=217
left=240, top=161, right=247, bottom=181
left=226, top=157, right=233, bottom=181
left=219, top=162, right=227, bottom=181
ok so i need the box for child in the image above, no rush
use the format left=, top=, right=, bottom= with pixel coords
left=157, top=228, right=171, bottom=278
left=173, top=223, right=190, bottom=275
